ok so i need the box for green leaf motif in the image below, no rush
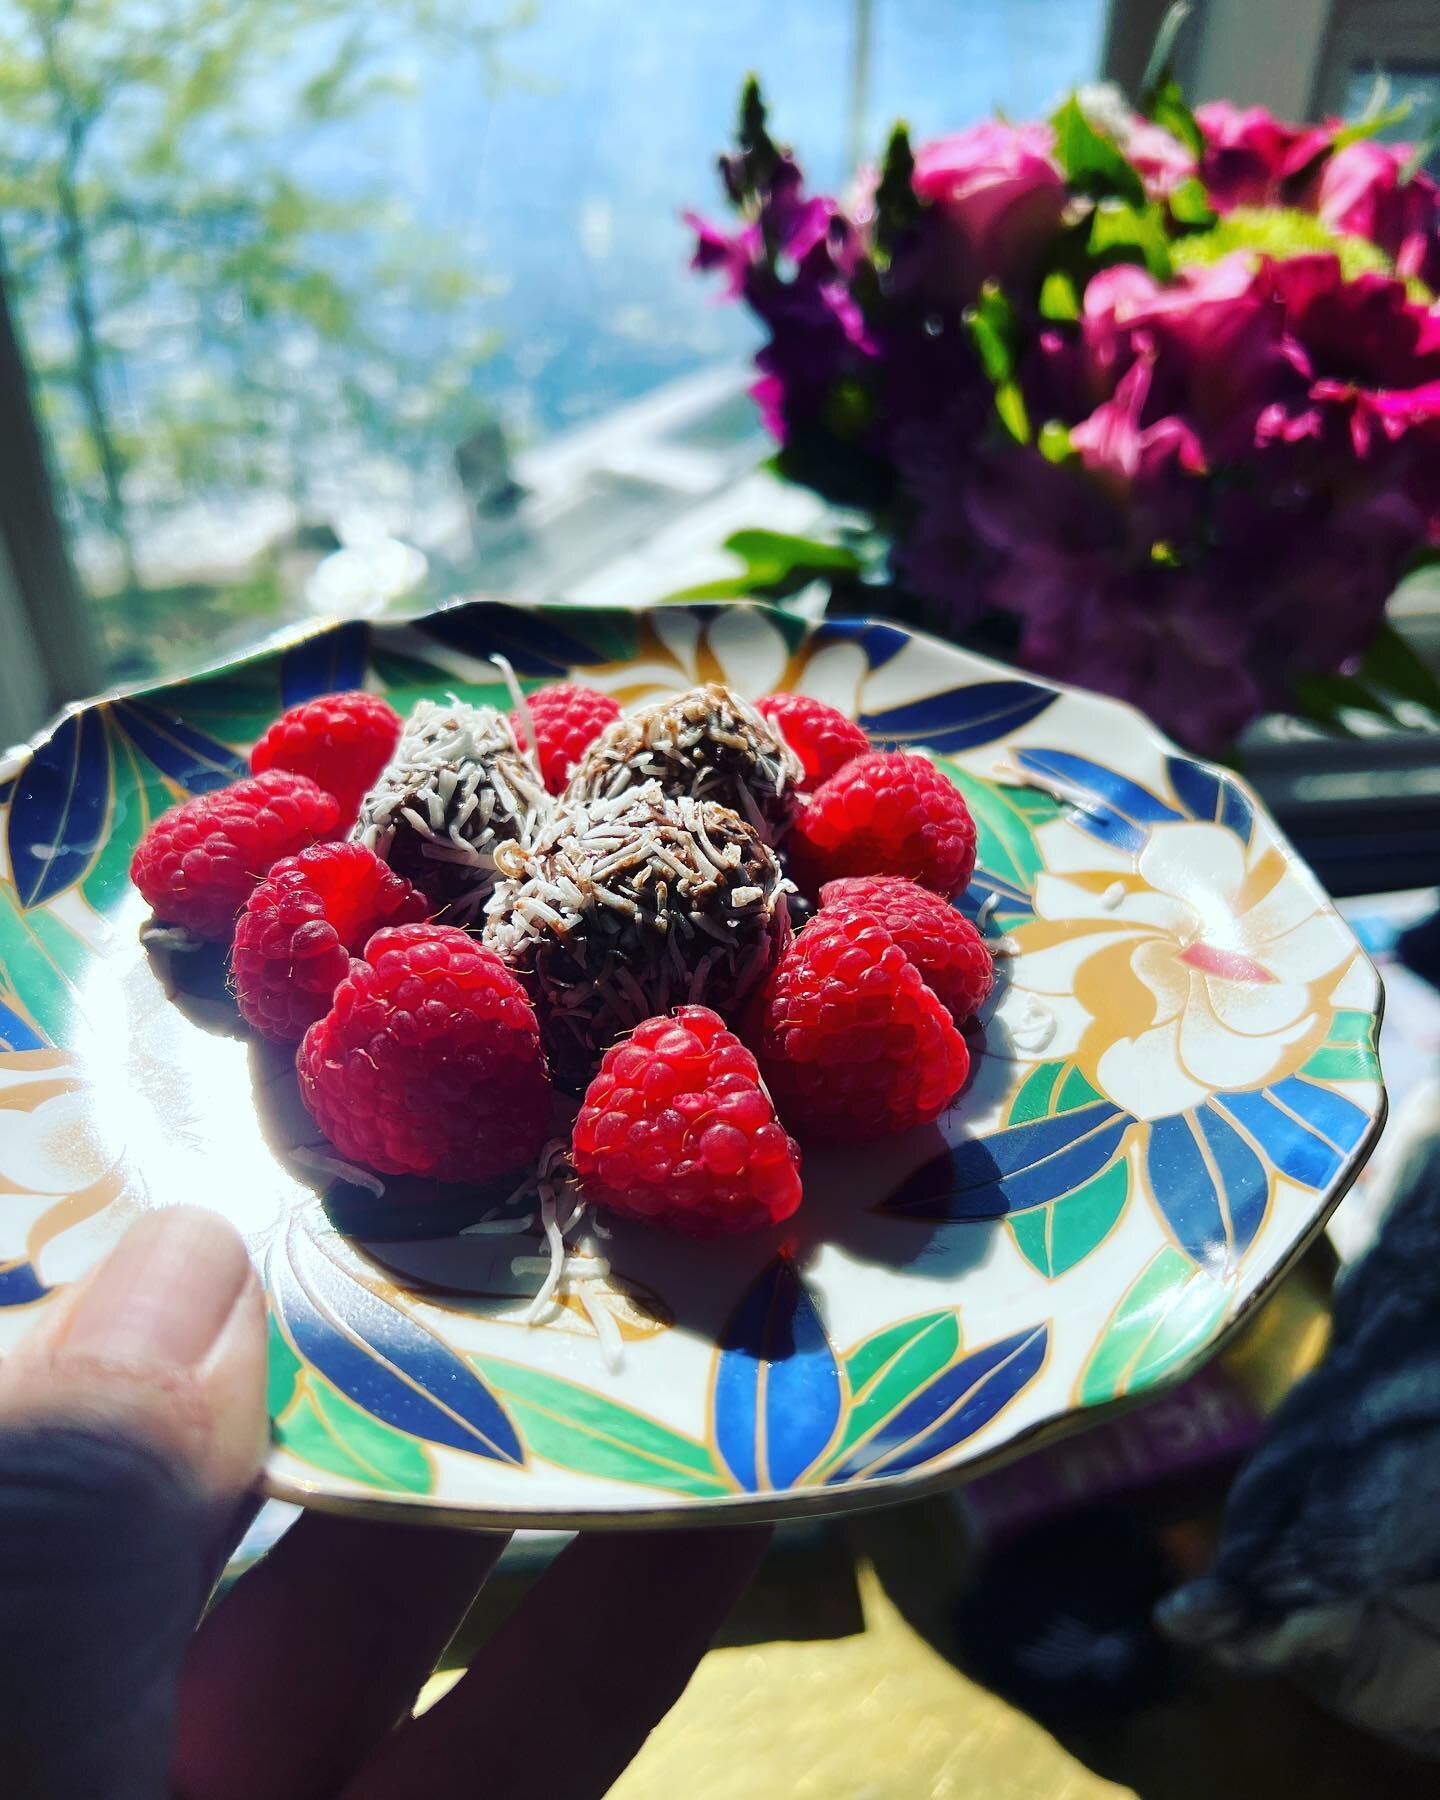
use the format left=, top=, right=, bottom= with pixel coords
left=935, top=761, right=1060, bottom=920
left=1300, top=1006, right=1381, bottom=1084
left=81, top=722, right=172, bottom=916
left=837, top=1310, right=961, bottom=1455
left=269, top=1322, right=433, bottom=1495
left=0, top=885, right=91, bottom=1045
left=369, top=650, right=509, bottom=716
left=157, top=667, right=282, bottom=750
left=473, top=1357, right=733, bottom=1498
left=1005, top=1063, right=1127, bottom=1277
left=1079, top=1245, right=1230, bottom=1405
left=1010, top=1158, right=1129, bottom=1278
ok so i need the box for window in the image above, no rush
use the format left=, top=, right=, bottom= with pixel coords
left=0, top=0, right=1107, bottom=732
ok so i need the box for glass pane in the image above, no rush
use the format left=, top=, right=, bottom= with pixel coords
left=0, top=0, right=1106, bottom=691
left=1342, top=67, right=1440, bottom=178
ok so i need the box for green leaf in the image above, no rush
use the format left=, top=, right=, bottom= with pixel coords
left=1038, top=270, right=1080, bottom=321
left=1356, top=623, right=1440, bottom=716
left=668, top=528, right=862, bottom=605
left=1078, top=1246, right=1230, bottom=1404
left=1168, top=176, right=1215, bottom=228
left=994, top=380, right=1031, bottom=444
left=1292, top=624, right=1440, bottom=732
left=1089, top=200, right=1173, bottom=280
left=965, top=283, right=1019, bottom=386
left=1149, top=76, right=1204, bottom=161
left=1051, top=96, right=1147, bottom=207
left=1011, top=1157, right=1129, bottom=1278
left=873, top=123, right=922, bottom=261
left=837, top=1311, right=961, bottom=1454
left=474, top=1357, right=733, bottom=1498
left=1138, top=1, right=1194, bottom=110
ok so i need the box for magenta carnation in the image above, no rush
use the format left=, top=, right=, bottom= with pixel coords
left=691, top=81, right=1440, bottom=751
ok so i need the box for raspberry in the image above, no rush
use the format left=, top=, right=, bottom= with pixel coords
left=573, top=1005, right=802, bottom=1236
left=232, top=842, right=430, bottom=1042
left=131, top=771, right=341, bottom=942
left=789, top=751, right=977, bottom=898
left=819, top=876, right=994, bottom=1022
left=250, top=691, right=402, bottom=823
left=298, top=923, right=551, bottom=1181
left=511, top=683, right=622, bottom=794
left=756, top=692, right=869, bottom=789
left=757, top=911, right=969, bottom=1142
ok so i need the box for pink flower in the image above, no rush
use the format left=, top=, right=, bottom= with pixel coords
left=1316, top=140, right=1440, bottom=291
left=1195, top=101, right=1329, bottom=210
left=1124, top=119, right=1197, bottom=197
left=910, top=121, right=1067, bottom=304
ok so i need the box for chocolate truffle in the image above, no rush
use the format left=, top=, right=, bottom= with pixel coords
left=484, top=780, right=790, bottom=1086
left=563, top=683, right=803, bottom=845
left=353, top=697, right=548, bottom=924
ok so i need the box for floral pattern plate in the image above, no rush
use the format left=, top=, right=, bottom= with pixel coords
left=0, top=601, right=1384, bottom=1527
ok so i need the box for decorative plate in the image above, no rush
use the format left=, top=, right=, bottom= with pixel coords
left=0, top=601, right=1384, bottom=1527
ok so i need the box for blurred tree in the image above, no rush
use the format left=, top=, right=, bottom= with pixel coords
left=0, top=0, right=517, bottom=601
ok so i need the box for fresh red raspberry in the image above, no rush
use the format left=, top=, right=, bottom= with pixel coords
left=250, top=691, right=402, bottom=823
left=511, top=683, right=622, bottom=794
left=788, top=751, right=977, bottom=898
left=757, top=910, right=969, bottom=1142
left=756, top=692, right=869, bottom=789
left=131, top=771, right=341, bottom=942
left=573, top=1005, right=802, bottom=1236
left=232, top=842, right=430, bottom=1042
left=819, top=876, right=994, bottom=1022
left=298, top=923, right=551, bottom=1181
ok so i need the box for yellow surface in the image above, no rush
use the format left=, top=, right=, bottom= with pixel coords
left=607, top=1564, right=1129, bottom=1800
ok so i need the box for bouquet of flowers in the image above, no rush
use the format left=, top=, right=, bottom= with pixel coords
left=687, top=53, right=1440, bottom=753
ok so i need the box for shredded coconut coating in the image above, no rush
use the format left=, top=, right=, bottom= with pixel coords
left=484, top=780, right=791, bottom=1087
left=563, top=683, right=804, bottom=844
left=352, top=697, right=549, bottom=924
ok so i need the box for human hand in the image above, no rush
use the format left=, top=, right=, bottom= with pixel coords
left=0, top=1208, right=767, bottom=1799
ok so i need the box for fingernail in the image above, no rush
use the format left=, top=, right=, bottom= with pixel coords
left=63, top=1207, right=253, bottom=1367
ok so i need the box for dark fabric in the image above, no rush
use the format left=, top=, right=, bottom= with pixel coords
left=1159, top=1132, right=1440, bottom=1755
left=0, top=1423, right=212, bottom=1799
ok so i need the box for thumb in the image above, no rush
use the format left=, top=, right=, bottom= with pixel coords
left=0, top=1207, right=267, bottom=1800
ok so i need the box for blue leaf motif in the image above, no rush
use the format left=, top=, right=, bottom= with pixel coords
left=1165, top=755, right=1253, bottom=843
left=880, top=1102, right=1130, bottom=1221
left=713, top=1257, right=842, bottom=1491
left=1013, top=748, right=1180, bottom=853
left=270, top=1217, right=524, bottom=1465
left=0, top=1259, right=49, bottom=1307
left=1145, top=1105, right=1269, bottom=1270
left=810, top=618, right=908, bottom=670
left=7, top=710, right=111, bottom=907
left=1214, top=1075, right=1373, bottom=1192
left=280, top=622, right=369, bottom=705
left=826, top=1323, right=1049, bottom=1483
left=862, top=679, right=1057, bottom=754
left=0, top=998, right=46, bottom=1052
left=417, top=604, right=605, bottom=677
left=110, top=700, right=247, bottom=793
